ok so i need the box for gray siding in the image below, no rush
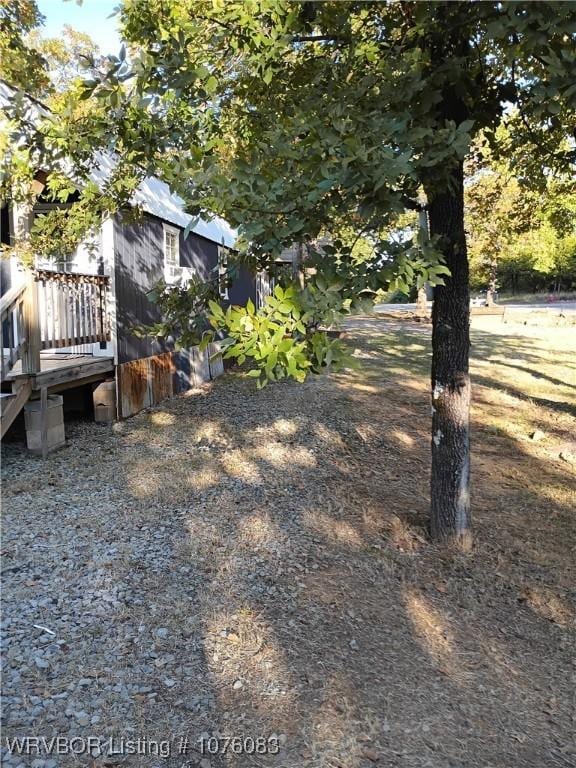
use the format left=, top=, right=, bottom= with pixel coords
left=228, top=265, right=257, bottom=306
left=180, top=230, right=218, bottom=278
left=1, top=205, right=11, bottom=349
left=114, top=213, right=170, bottom=363
left=114, top=212, right=257, bottom=364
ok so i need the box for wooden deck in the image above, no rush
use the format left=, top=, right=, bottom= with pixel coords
left=6, top=353, right=114, bottom=392
left=1, top=270, right=114, bottom=444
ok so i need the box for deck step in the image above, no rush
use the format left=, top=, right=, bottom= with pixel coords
left=1, top=380, right=33, bottom=439
left=0, top=392, right=16, bottom=409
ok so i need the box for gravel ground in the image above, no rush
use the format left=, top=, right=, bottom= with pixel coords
left=1, top=317, right=575, bottom=768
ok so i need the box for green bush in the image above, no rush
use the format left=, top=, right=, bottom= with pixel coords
left=202, top=284, right=356, bottom=388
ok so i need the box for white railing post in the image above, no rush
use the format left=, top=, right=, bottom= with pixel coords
left=22, top=272, right=41, bottom=374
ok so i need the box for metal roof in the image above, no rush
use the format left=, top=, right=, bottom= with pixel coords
left=90, top=151, right=236, bottom=247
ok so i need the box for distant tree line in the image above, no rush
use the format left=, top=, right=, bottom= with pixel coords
left=465, top=132, right=576, bottom=295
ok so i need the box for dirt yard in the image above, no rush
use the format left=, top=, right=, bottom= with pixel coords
left=1, top=316, right=575, bottom=768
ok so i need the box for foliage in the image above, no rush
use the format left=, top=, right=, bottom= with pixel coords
left=8, top=3, right=573, bottom=260
left=203, top=284, right=356, bottom=388
left=132, top=272, right=221, bottom=349
left=384, top=288, right=413, bottom=304
left=27, top=25, right=103, bottom=98
left=0, top=4, right=103, bottom=101
left=0, top=0, right=49, bottom=94
left=0, top=15, right=120, bottom=262
left=466, top=133, right=576, bottom=293
left=135, top=230, right=449, bottom=385
left=4, top=1, right=576, bottom=364
left=510, top=223, right=576, bottom=292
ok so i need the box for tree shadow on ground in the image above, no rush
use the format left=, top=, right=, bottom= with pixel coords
left=114, top=317, right=575, bottom=766
left=1, top=316, right=575, bottom=768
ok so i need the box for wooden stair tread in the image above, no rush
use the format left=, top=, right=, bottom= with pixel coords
left=0, top=379, right=33, bottom=439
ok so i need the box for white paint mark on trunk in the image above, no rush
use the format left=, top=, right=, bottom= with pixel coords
left=432, top=382, right=445, bottom=400
left=433, top=429, right=443, bottom=447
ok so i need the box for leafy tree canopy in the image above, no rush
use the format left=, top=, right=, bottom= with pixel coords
left=466, top=128, right=576, bottom=293
left=0, top=0, right=49, bottom=94
left=3, top=0, right=575, bottom=378
left=3, top=2, right=572, bottom=275
left=27, top=24, right=103, bottom=99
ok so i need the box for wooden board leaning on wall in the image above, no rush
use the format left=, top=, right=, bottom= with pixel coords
left=117, top=344, right=222, bottom=419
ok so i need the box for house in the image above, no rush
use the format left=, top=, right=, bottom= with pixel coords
left=0, top=81, right=275, bottom=450
left=1, top=185, right=262, bottom=442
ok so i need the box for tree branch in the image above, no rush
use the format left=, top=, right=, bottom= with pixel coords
left=292, top=34, right=350, bottom=44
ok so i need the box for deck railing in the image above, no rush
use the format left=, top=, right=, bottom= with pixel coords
left=1, top=270, right=110, bottom=380
left=0, top=281, right=29, bottom=380
left=36, top=269, right=110, bottom=350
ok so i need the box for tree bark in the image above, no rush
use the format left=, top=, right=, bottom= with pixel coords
left=425, top=162, right=472, bottom=551
left=293, top=242, right=306, bottom=289
left=486, top=258, right=497, bottom=306
left=416, top=286, right=429, bottom=316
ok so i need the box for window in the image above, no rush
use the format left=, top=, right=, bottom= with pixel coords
left=163, top=225, right=182, bottom=282
left=218, top=246, right=229, bottom=299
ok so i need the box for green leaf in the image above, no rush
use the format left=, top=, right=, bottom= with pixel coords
left=205, top=75, right=218, bottom=94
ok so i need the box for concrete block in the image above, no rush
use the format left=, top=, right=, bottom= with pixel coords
left=24, top=395, right=65, bottom=454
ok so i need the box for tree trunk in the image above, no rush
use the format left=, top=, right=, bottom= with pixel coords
left=425, top=162, right=472, bottom=551
left=416, top=209, right=431, bottom=317
left=416, top=286, right=429, bottom=316
left=486, top=258, right=497, bottom=306
left=293, top=242, right=306, bottom=289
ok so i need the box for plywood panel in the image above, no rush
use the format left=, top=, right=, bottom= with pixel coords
left=172, top=349, right=192, bottom=394
left=191, top=346, right=210, bottom=385
left=150, top=352, right=174, bottom=403
left=118, top=344, right=220, bottom=419
left=118, top=357, right=151, bottom=418
left=208, top=342, right=224, bottom=379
